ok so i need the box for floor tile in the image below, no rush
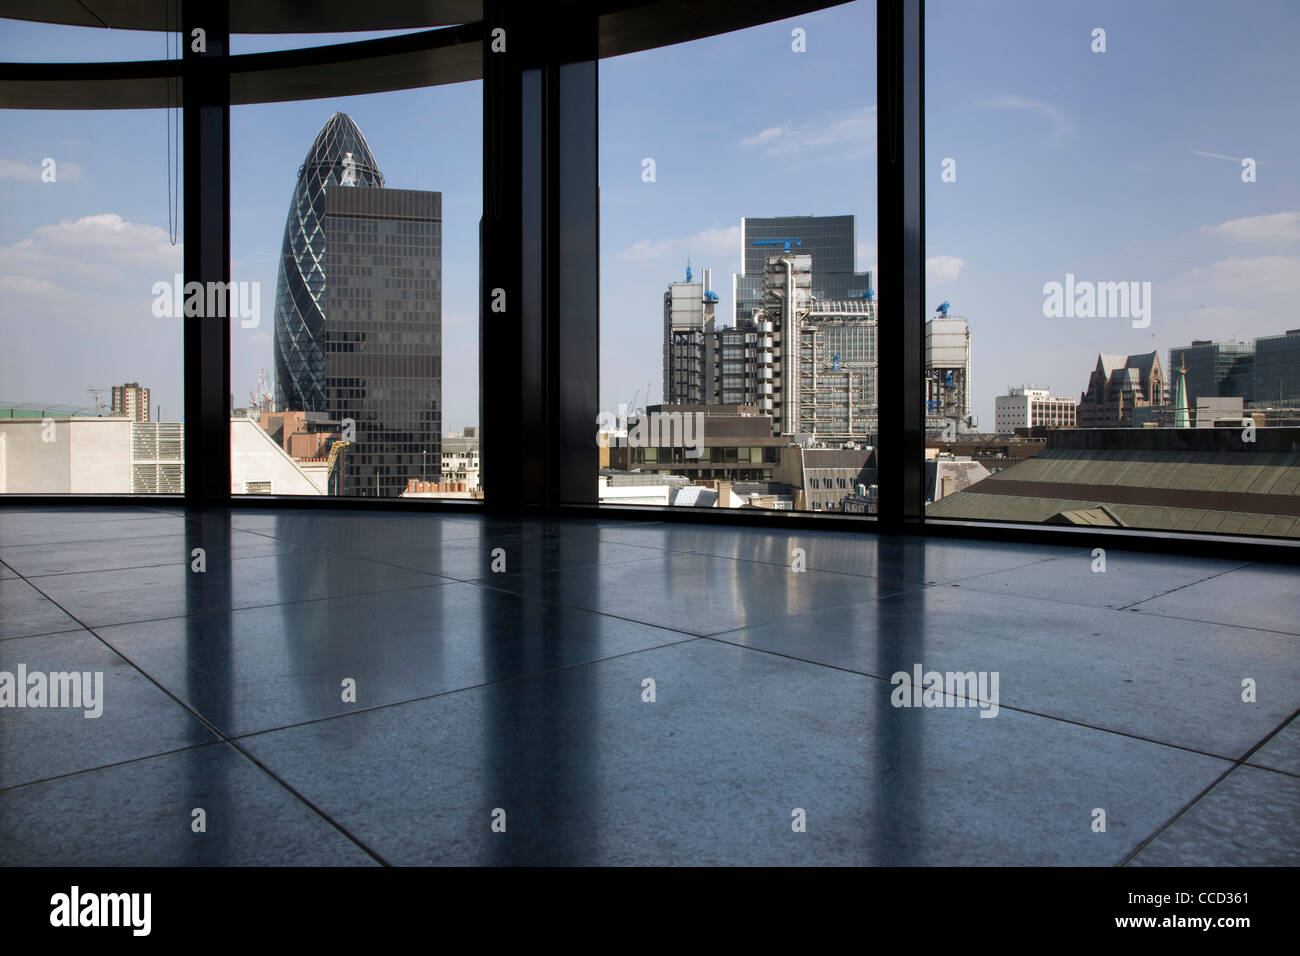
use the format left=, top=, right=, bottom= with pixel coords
left=1130, top=563, right=1300, bottom=635
left=1, top=530, right=315, bottom=578
left=0, top=743, right=378, bottom=865
left=0, top=629, right=217, bottom=788
left=0, top=514, right=189, bottom=548
left=241, top=639, right=1229, bottom=866
left=98, top=584, right=690, bottom=736
left=486, top=551, right=904, bottom=635
left=1128, top=766, right=1300, bottom=866
left=387, top=534, right=668, bottom=581
left=1246, top=714, right=1300, bottom=777
left=957, top=550, right=1249, bottom=610
left=720, top=586, right=1300, bottom=758
left=598, top=524, right=1080, bottom=584
left=0, top=578, right=82, bottom=640
left=24, top=550, right=447, bottom=628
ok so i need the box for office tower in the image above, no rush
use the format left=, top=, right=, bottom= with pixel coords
left=732, top=215, right=873, bottom=325
left=273, top=112, right=442, bottom=497
left=663, top=264, right=717, bottom=405
left=1251, top=329, right=1300, bottom=405
left=110, top=382, right=151, bottom=422
left=1076, top=352, right=1166, bottom=427
left=994, top=386, right=1076, bottom=432
left=924, top=314, right=973, bottom=430
left=323, top=185, right=441, bottom=497
left=1169, top=339, right=1255, bottom=406
left=274, top=112, right=385, bottom=413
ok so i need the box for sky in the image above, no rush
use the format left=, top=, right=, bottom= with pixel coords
left=2, top=0, right=1298, bottom=432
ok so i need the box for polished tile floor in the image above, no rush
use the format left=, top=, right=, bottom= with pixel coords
left=1, top=504, right=1297, bottom=865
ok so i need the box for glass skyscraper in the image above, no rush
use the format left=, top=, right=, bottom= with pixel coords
left=273, top=112, right=442, bottom=496
left=274, top=112, right=385, bottom=413
left=732, top=215, right=873, bottom=325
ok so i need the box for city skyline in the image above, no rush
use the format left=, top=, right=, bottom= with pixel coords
left=2, top=1, right=1299, bottom=433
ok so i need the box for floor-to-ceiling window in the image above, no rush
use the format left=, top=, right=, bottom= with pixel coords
left=924, top=0, right=1300, bottom=538
left=598, top=1, right=879, bottom=516
left=0, top=19, right=184, bottom=494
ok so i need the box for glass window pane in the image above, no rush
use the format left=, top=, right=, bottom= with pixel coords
left=925, top=0, right=1300, bottom=538
left=599, top=1, right=878, bottom=514
left=231, top=82, right=481, bottom=499
left=1, top=107, right=183, bottom=493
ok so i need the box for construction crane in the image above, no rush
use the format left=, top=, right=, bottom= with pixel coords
left=624, top=387, right=639, bottom=429
left=325, top=440, right=350, bottom=496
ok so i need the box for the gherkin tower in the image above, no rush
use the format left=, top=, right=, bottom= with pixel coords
left=273, top=112, right=384, bottom=412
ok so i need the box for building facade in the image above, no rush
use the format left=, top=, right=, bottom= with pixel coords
left=272, top=112, right=442, bottom=497
left=1077, top=352, right=1166, bottom=427
left=1168, top=339, right=1254, bottom=407
left=110, top=382, right=151, bottom=422
left=994, top=386, right=1076, bottom=432
left=440, top=427, right=480, bottom=491
left=274, top=112, right=385, bottom=414
left=1252, top=329, right=1300, bottom=406
left=662, top=265, right=717, bottom=405
left=732, top=215, right=873, bottom=325
left=924, top=316, right=973, bottom=431
left=321, top=185, right=441, bottom=497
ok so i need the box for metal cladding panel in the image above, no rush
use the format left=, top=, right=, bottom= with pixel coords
left=925, top=318, right=969, bottom=368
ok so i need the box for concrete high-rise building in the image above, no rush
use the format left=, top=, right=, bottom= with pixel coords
left=994, top=386, right=1076, bottom=432
left=110, top=382, right=150, bottom=422
left=273, top=112, right=442, bottom=497
left=663, top=264, right=717, bottom=405
left=732, top=215, right=873, bottom=325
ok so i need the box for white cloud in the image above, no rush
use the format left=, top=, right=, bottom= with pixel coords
left=1181, top=256, right=1300, bottom=299
left=1202, top=211, right=1300, bottom=243
left=983, top=96, right=1071, bottom=144
left=0, top=214, right=182, bottom=408
left=739, top=106, right=876, bottom=158
left=0, top=157, right=83, bottom=183
left=926, top=255, right=966, bottom=283
left=740, top=126, right=787, bottom=148
left=0, top=214, right=179, bottom=294
left=621, top=224, right=741, bottom=265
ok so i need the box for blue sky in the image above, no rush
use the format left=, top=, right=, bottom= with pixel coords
left=2, top=0, right=1298, bottom=433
